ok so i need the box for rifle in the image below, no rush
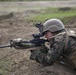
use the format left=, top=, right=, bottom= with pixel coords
left=0, top=33, right=48, bottom=50
left=0, top=23, right=48, bottom=50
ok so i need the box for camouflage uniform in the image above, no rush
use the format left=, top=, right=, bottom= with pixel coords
left=12, top=19, right=76, bottom=70
left=30, top=31, right=76, bottom=69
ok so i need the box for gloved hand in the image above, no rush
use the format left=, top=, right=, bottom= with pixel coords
left=30, top=49, right=47, bottom=65
left=30, top=45, right=49, bottom=60
left=40, top=46, right=49, bottom=54
left=30, top=49, right=41, bottom=60
left=10, top=38, right=22, bottom=49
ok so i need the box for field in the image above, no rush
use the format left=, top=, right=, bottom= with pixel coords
left=0, top=0, right=73, bottom=1
left=0, top=1, right=76, bottom=75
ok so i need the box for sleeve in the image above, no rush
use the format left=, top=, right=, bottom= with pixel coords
left=35, top=35, right=65, bottom=66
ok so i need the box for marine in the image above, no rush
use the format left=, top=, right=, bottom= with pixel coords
left=12, top=19, right=76, bottom=70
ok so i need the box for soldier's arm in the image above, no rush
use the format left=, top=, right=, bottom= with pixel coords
left=32, top=35, right=65, bottom=66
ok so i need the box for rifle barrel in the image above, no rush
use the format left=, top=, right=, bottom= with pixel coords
left=0, top=44, right=11, bottom=48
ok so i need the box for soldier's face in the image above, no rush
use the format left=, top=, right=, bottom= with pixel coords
left=45, top=31, right=53, bottom=40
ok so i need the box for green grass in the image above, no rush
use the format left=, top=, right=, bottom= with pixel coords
left=27, top=7, right=76, bottom=24
left=0, top=60, right=11, bottom=75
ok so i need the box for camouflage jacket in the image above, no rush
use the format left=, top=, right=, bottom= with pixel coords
left=30, top=31, right=76, bottom=67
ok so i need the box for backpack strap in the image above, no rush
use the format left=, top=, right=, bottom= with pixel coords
left=65, top=30, right=69, bottom=50
left=63, top=29, right=76, bottom=69
left=65, top=29, right=76, bottom=50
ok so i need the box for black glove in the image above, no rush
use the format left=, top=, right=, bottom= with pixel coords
left=40, top=46, right=49, bottom=54
left=30, top=46, right=49, bottom=60
left=30, top=49, right=41, bottom=60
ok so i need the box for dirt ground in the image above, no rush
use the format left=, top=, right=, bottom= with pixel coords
left=0, top=1, right=76, bottom=75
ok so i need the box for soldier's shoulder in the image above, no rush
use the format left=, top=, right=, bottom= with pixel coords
left=54, top=32, right=66, bottom=42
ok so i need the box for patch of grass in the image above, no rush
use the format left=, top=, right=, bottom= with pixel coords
left=0, top=61, right=10, bottom=75
left=0, top=69, right=9, bottom=75
left=27, top=7, right=76, bottom=25
left=61, top=16, right=76, bottom=24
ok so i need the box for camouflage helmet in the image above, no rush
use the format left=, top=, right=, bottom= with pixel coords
left=42, top=19, right=65, bottom=34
